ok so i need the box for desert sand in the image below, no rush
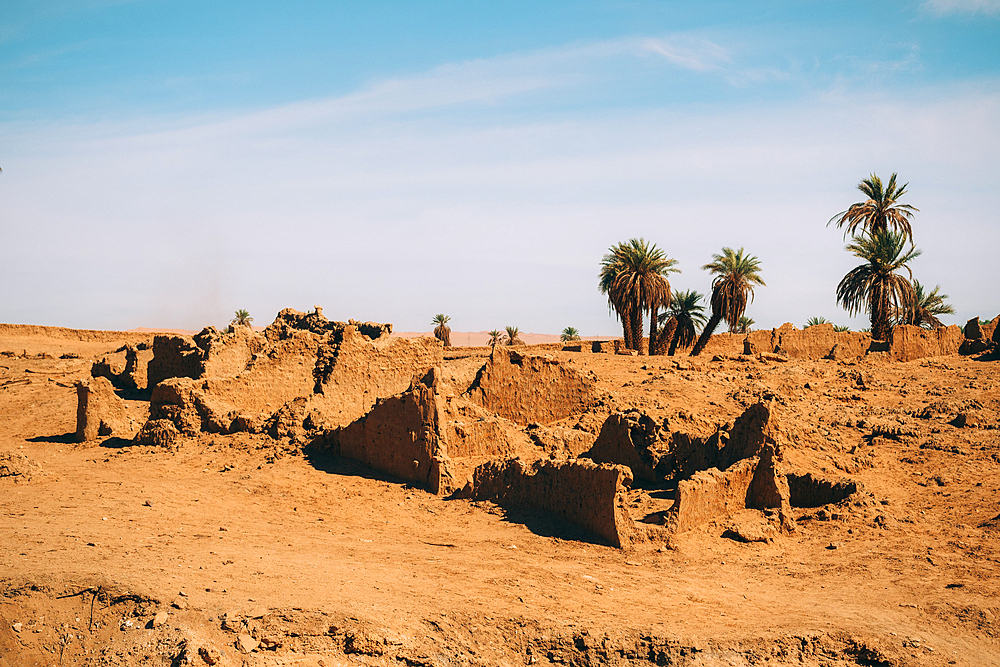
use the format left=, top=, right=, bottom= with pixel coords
left=1, top=315, right=998, bottom=667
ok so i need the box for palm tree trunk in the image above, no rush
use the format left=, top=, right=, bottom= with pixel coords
left=633, top=308, right=645, bottom=355
left=690, top=312, right=722, bottom=356
left=871, top=281, right=890, bottom=341
left=620, top=311, right=633, bottom=350
left=660, top=318, right=678, bottom=356
left=667, top=321, right=682, bottom=356
left=648, top=306, right=658, bottom=355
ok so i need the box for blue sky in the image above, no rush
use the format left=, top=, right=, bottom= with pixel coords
left=1, top=1, right=998, bottom=334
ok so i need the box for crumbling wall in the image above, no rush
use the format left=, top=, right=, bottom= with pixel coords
left=76, top=377, right=140, bottom=442
left=147, top=327, right=263, bottom=388
left=960, top=315, right=1000, bottom=355
left=786, top=471, right=859, bottom=508
left=663, top=401, right=783, bottom=480
left=149, top=378, right=233, bottom=435
left=317, top=372, right=452, bottom=493
left=699, top=325, right=874, bottom=361
left=147, top=335, right=204, bottom=388
left=439, top=395, right=531, bottom=459
left=664, top=446, right=792, bottom=535
left=581, top=411, right=661, bottom=484
left=461, top=458, right=638, bottom=548
left=92, top=345, right=152, bottom=391
left=310, top=326, right=443, bottom=429
left=466, top=347, right=596, bottom=425
left=144, top=309, right=443, bottom=437
left=775, top=324, right=835, bottom=359
left=889, top=324, right=963, bottom=362
left=194, top=326, right=262, bottom=378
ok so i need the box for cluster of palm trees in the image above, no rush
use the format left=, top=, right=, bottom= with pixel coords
left=830, top=174, right=953, bottom=340
left=597, top=173, right=955, bottom=356
left=488, top=326, right=522, bottom=347
left=599, top=240, right=764, bottom=356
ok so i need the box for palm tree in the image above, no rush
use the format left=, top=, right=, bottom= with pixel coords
left=829, top=173, right=918, bottom=245
left=834, top=324, right=850, bottom=332
left=899, top=280, right=954, bottom=329
left=487, top=330, right=503, bottom=348
left=691, top=248, right=765, bottom=356
left=661, top=289, right=706, bottom=356
left=599, top=238, right=679, bottom=355
left=504, top=326, right=523, bottom=346
left=560, top=327, right=581, bottom=342
left=736, top=316, right=754, bottom=334
left=653, top=316, right=678, bottom=355
left=231, top=309, right=253, bottom=327
left=836, top=229, right=921, bottom=341
left=432, top=314, right=452, bottom=347
left=804, top=316, right=829, bottom=328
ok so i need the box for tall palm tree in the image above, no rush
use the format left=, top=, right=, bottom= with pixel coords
left=432, top=314, right=452, bottom=347
left=487, top=330, right=503, bottom=348
left=899, top=280, right=954, bottom=329
left=231, top=309, right=253, bottom=327
left=836, top=229, right=921, bottom=341
left=599, top=238, right=678, bottom=355
left=829, top=173, right=918, bottom=245
left=560, top=327, right=581, bottom=342
left=691, top=248, right=765, bottom=356
left=661, top=290, right=706, bottom=356
left=504, top=326, right=522, bottom=346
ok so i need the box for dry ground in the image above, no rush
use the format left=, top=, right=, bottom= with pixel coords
left=1, top=329, right=998, bottom=666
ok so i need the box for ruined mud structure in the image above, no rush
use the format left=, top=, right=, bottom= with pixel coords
left=66, top=310, right=998, bottom=548
left=6, top=310, right=1000, bottom=666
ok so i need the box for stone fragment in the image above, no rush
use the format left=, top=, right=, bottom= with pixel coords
left=198, top=646, right=221, bottom=665
left=236, top=633, right=259, bottom=653
left=151, top=611, right=168, bottom=627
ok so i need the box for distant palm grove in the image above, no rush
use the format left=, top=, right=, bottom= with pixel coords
left=598, top=172, right=953, bottom=356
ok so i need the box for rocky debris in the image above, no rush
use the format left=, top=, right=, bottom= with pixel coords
left=75, top=377, right=140, bottom=442
left=134, top=419, right=180, bottom=448
left=457, top=457, right=639, bottom=548
left=0, top=451, right=43, bottom=482
left=466, top=347, right=597, bottom=425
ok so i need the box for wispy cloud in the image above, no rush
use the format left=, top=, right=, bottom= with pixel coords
left=922, top=0, right=1000, bottom=15
left=637, top=37, right=731, bottom=72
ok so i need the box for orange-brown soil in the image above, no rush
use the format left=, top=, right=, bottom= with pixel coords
left=1, top=327, right=999, bottom=666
